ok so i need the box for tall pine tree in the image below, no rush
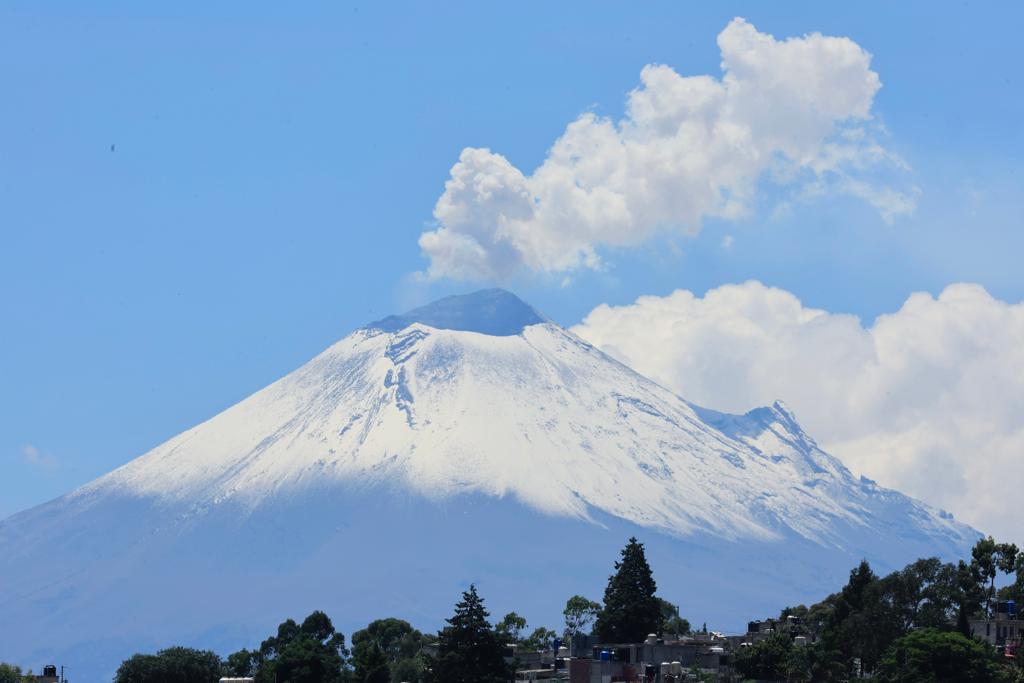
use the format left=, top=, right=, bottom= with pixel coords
left=427, top=585, right=510, bottom=683
left=594, top=537, right=661, bottom=643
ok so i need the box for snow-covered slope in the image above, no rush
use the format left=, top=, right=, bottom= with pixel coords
left=0, top=289, right=977, bottom=679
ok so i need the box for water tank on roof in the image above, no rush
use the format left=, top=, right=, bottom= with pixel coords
left=43, top=666, right=57, bottom=677
left=599, top=649, right=610, bottom=661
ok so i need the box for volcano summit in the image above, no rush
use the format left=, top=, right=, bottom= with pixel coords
left=0, top=289, right=977, bottom=679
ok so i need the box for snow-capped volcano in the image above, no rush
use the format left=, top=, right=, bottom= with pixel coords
left=77, top=289, right=965, bottom=546
left=0, top=289, right=977, bottom=679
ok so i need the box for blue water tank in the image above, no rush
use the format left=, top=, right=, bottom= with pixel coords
left=1009, top=600, right=1017, bottom=617
left=600, top=650, right=610, bottom=661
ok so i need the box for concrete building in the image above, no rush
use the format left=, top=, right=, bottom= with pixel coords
left=742, top=614, right=814, bottom=644
left=970, top=600, right=1021, bottom=650
left=562, top=634, right=735, bottom=682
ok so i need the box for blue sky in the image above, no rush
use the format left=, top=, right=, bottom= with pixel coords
left=2, top=1, right=1023, bottom=525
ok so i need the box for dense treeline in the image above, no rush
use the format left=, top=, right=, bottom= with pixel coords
left=735, top=535, right=1024, bottom=681
left=3, top=535, right=1020, bottom=682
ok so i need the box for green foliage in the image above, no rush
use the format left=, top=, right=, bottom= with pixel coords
left=351, top=617, right=425, bottom=683
left=972, top=536, right=1020, bottom=617
left=1018, top=550, right=1024, bottom=597
left=956, top=559, right=986, bottom=635
left=522, top=627, right=557, bottom=651
left=223, top=648, right=259, bottom=677
left=114, top=646, right=223, bottom=683
left=495, top=612, right=527, bottom=644
left=884, top=557, right=958, bottom=631
left=254, top=611, right=350, bottom=683
left=996, top=543, right=1020, bottom=576
left=734, top=630, right=845, bottom=683
left=594, top=537, right=661, bottom=643
left=780, top=541, right=1022, bottom=678
left=0, top=663, right=29, bottom=683
left=656, top=598, right=691, bottom=636
left=784, top=642, right=846, bottom=682
left=877, top=627, right=1013, bottom=682
left=816, top=559, right=948, bottom=675
left=734, top=633, right=791, bottom=681
left=353, top=644, right=389, bottom=683
left=562, top=595, right=600, bottom=638
left=426, top=585, right=511, bottom=683
left=390, top=657, right=423, bottom=683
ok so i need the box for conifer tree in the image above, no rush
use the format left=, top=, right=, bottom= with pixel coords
left=427, top=585, right=510, bottom=683
left=594, top=537, right=661, bottom=643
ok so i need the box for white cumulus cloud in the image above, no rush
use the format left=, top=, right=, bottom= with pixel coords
left=571, top=282, right=1024, bottom=543
left=419, top=18, right=914, bottom=280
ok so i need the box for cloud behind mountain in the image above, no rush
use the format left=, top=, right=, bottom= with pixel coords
left=572, top=281, right=1024, bottom=543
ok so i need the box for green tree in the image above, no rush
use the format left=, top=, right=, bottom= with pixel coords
left=885, top=557, right=951, bottom=631
left=734, top=633, right=791, bottom=681
left=877, top=627, right=1013, bottom=682
left=351, top=618, right=424, bottom=662
left=656, top=598, right=691, bottom=636
left=427, top=585, right=511, bottom=683
left=562, top=596, right=600, bottom=638
left=223, top=649, right=260, bottom=678
left=114, top=654, right=162, bottom=683
left=1000, top=551, right=1024, bottom=603
left=350, top=617, right=424, bottom=683
left=257, top=611, right=350, bottom=683
left=495, top=612, right=527, bottom=644
left=972, top=536, right=1020, bottom=617
left=114, top=647, right=223, bottom=683
left=522, top=627, right=557, bottom=651
left=806, top=597, right=838, bottom=639
left=594, top=537, right=661, bottom=643
left=0, top=663, right=27, bottom=683
left=997, top=543, right=1020, bottom=580
left=784, top=642, right=846, bottom=682
left=353, top=644, right=389, bottom=683
left=390, top=658, right=423, bottom=683
left=820, top=560, right=904, bottom=675
left=956, top=559, right=987, bottom=635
